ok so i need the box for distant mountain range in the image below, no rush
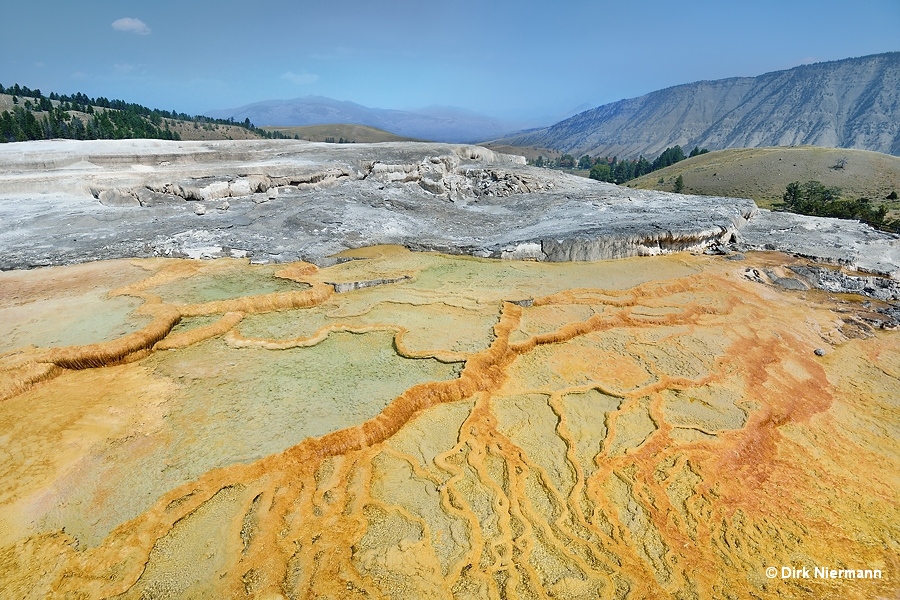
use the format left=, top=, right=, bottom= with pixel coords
left=206, top=97, right=519, bottom=143
left=491, top=52, right=900, bottom=158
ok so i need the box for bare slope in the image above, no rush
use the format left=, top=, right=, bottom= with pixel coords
left=629, top=146, right=900, bottom=211
left=494, top=52, right=900, bottom=158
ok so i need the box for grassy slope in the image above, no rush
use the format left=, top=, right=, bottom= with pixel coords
left=262, top=123, right=419, bottom=143
left=166, top=119, right=261, bottom=141
left=628, top=146, right=900, bottom=216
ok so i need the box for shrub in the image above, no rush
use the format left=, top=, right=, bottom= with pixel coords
left=589, top=163, right=611, bottom=182
left=780, top=180, right=896, bottom=231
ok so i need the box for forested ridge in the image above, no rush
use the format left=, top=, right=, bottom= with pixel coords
left=0, top=83, right=293, bottom=143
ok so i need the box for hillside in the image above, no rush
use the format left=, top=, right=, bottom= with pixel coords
left=629, top=146, right=900, bottom=214
left=0, top=86, right=266, bottom=143
left=261, top=123, right=418, bottom=143
left=493, top=52, right=900, bottom=158
left=163, top=119, right=263, bottom=141
left=207, top=96, right=515, bottom=143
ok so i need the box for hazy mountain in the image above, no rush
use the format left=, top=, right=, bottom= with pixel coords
left=493, top=52, right=900, bottom=158
left=206, top=96, right=516, bottom=143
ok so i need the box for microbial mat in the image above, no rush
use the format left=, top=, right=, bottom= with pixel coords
left=0, top=247, right=897, bottom=599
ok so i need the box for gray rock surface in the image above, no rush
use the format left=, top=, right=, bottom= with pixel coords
left=0, top=139, right=753, bottom=269
left=788, top=265, right=900, bottom=302
left=737, top=209, right=900, bottom=279
left=97, top=188, right=140, bottom=208
left=0, top=139, right=898, bottom=285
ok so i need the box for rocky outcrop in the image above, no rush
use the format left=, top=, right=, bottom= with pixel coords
left=539, top=226, right=737, bottom=261
left=145, top=171, right=356, bottom=202
left=82, top=146, right=528, bottom=209
left=366, top=156, right=541, bottom=201
left=96, top=188, right=140, bottom=208
left=742, top=263, right=900, bottom=329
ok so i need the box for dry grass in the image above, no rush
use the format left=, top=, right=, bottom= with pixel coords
left=628, top=146, right=900, bottom=214
left=168, top=119, right=261, bottom=141
left=0, top=94, right=18, bottom=112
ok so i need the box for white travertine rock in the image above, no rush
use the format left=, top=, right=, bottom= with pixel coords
left=0, top=139, right=896, bottom=281
left=198, top=180, right=230, bottom=201
left=229, top=178, right=252, bottom=197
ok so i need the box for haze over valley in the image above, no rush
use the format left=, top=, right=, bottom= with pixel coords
left=205, top=97, right=524, bottom=144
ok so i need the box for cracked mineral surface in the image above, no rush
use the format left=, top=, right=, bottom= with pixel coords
left=0, top=140, right=898, bottom=599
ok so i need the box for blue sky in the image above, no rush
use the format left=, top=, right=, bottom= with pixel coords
left=2, top=0, right=898, bottom=122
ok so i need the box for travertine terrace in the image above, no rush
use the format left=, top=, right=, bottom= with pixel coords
left=0, top=139, right=759, bottom=268
left=0, top=140, right=898, bottom=599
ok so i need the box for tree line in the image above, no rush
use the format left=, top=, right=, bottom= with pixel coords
left=1, top=101, right=191, bottom=142
left=533, top=145, right=708, bottom=185
left=1, top=99, right=181, bottom=142
left=0, top=82, right=298, bottom=143
left=0, top=83, right=262, bottom=131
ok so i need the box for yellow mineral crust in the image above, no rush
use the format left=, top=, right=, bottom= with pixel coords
left=0, top=249, right=897, bottom=599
